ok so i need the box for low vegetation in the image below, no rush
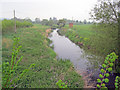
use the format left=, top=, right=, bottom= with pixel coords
left=96, top=52, right=119, bottom=89
left=2, top=37, right=35, bottom=88
left=2, top=24, right=84, bottom=88
left=2, top=19, right=33, bottom=34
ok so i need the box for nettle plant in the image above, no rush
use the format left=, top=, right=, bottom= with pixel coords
left=97, top=52, right=119, bottom=89
left=2, top=37, right=35, bottom=88
left=115, top=76, right=120, bottom=88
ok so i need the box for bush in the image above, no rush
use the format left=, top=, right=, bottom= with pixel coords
left=96, top=52, right=119, bottom=89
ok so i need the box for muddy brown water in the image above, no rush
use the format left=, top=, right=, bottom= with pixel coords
left=48, top=29, right=116, bottom=88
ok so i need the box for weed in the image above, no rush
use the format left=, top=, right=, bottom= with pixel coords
left=2, top=37, right=35, bottom=88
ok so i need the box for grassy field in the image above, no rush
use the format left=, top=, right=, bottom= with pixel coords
left=58, top=24, right=118, bottom=64
left=2, top=24, right=84, bottom=88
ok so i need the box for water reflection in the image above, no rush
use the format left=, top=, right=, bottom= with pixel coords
left=48, top=29, right=91, bottom=73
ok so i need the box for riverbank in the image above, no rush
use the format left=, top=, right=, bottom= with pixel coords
left=57, top=24, right=119, bottom=88
left=57, top=24, right=118, bottom=64
left=2, top=24, right=84, bottom=88
left=49, top=29, right=99, bottom=88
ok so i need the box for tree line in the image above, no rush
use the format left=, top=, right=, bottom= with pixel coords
left=34, top=17, right=93, bottom=25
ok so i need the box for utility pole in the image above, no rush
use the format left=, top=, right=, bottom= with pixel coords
left=14, top=10, right=16, bottom=33
left=72, top=17, right=73, bottom=23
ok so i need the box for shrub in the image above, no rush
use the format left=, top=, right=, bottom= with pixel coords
left=96, top=52, right=119, bottom=89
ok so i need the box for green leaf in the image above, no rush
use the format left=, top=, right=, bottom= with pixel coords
left=109, top=63, right=113, bottom=67
left=109, top=59, right=114, bottom=63
left=105, top=73, right=109, bottom=77
left=116, top=76, right=119, bottom=79
left=6, top=62, right=9, bottom=65
left=97, top=79, right=102, bottom=83
left=115, top=86, right=118, bottom=88
left=56, top=80, right=62, bottom=85
left=104, top=78, right=109, bottom=83
left=29, top=64, right=35, bottom=68
left=101, top=69, right=105, bottom=73
left=104, top=60, right=108, bottom=64
left=97, top=84, right=100, bottom=88
left=115, top=83, right=118, bottom=86
left=115, top=79, right=118, bottom=82
left=99, top=74, right=103, bottom=78
left=62, top=83, right=65, bottom=86
left=56, top=82, right=59, bottom=85
left=101, top=83, right=105, bottom=87
left=59, top=86, right=63, bottom=88
left=65, top=85, right=67, bottom=88
left=102, top=64, right=106, bottom=68
left=107, top=67, right=112, bottom=72
left=105, top=57, right=109, bottom=60
left=110, top=56, right=113, bottom=59
left=58, top=83, right=62, bottom=87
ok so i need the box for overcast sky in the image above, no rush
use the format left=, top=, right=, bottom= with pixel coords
left=1, top=0, right=98, bottom=21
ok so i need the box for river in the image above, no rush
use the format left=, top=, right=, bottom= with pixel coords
left=48, top=29, right=116, bottom=88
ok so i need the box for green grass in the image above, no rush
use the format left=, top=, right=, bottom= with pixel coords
left=58, top=24, right=95, bottom=49
left=62, top=24, right=94, bottom=37
left=2, top=24, right=84, bottom=88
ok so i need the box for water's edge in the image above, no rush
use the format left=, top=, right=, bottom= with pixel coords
left=48, top=29, right=116, bottom=88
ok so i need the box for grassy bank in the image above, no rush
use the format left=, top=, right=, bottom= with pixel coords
left=58, top=24, right=118, bottom=64
left=2, top=24, right=84, bottom=88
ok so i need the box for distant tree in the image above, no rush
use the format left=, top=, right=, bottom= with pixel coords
left=35, top=18, right=40, bottom=24
left=49, top=17, right=52, bottom=21
left=48, top=20, right=54, bottom=26
left=57, top=19, right=66, bottom=28
left=24, top=17, right=32, bottom=22
left=83, top=19, right=87, bottom=24
left=79, top=21, right=82, bottom=24
left=52, top=17, right=58, bottom=24
left=41, top=19, right=49, bottom=25
left=53, top=17, right=57, bottom=21
left=76, top=20, right=79, bottom=23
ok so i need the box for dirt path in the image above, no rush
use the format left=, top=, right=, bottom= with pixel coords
left=76, top=70, right=96, bottom=88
